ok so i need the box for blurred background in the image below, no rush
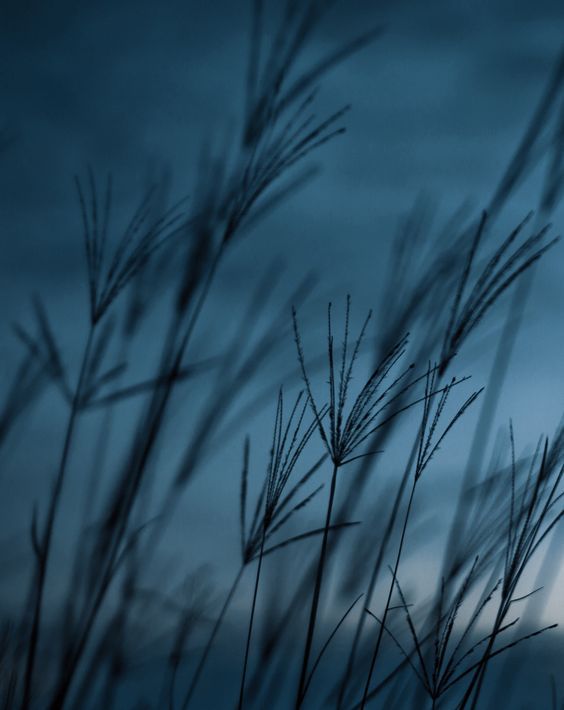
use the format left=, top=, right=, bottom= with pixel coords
left=1, top=1, right=563, bottom=707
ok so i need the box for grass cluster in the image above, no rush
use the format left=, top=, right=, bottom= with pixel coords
left=1, top=2, right=563, bottom=709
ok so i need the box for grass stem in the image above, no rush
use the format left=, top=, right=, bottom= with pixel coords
left=295, top=462, right=339, bottom=708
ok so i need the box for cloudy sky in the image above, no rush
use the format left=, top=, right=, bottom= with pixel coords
left=1, top=0, right=562, bottom=489
left=1, top=0, right=563, bottom=705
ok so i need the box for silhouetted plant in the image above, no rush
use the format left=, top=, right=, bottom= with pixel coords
left=360, top=365, right=482, bottom=708
left=439, top=211, right=558, bottom=376
left=1, top=3, right=563, bottom=710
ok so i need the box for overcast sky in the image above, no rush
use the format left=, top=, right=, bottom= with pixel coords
left=1, top=1, right=563, bottom=704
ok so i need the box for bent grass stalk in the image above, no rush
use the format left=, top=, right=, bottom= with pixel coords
left=237, top=527, right=266, bottom=710
left=459, top=433, right=563, bottom=709
left=360, top=368, right=482, bottom=708
left=296, top=461, right=339, bottom=708
left=50, top=58, right=355, bottom=704
left=46, top=262, right=219, bottom=708
left=335, top=436, right=418, bottom=709
left=182, top=391, right=322, bottom=708
left=21, top=324, right=94, bottom=709
left=293, top=298, right=427, bottom=707
left=236, top=390, right=321, bottom=709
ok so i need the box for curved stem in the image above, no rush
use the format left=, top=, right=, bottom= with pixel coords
left=238, top=529, right=266, bottom=710
left=336, top=440, right=416, bottom=709
left=303, top=593, right=363, bottom=704
left=48, top=247, right=225, bottom=710
left=21, top=326, right=95, bottom=709
left=459, top=603, right=505, bottom=710
left=295, top=462, right=339, bottom=708
left=360, top=476, right=418, bottom=709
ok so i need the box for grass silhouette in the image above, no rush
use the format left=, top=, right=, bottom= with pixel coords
left=1, top=2, right=563, bottom=709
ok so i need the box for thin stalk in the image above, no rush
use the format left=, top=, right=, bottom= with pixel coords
left=295, top=462, right=339, bottom=708
left=181, top=565, right=244, bottom=709
left=237, top=528, right=266, bottom=710
left=302, top=593, right=364, bottom=703
left=349, top=626, right=440, bottom=709
left=442, top=185, right=549, bottom=581
left=21, top=325, right=95, bottom=710
left=360, top=476, right=418, bottom=709
left=61, top=338, right=129, bottom=647
left=459, top=604, right=505, bottom=709
left=336, top=439, right=417, bottom=709
left=48, top=246, right=225, bottom=709
left=441, top=278, right=528, bottom=577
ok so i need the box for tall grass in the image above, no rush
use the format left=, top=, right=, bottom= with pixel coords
left=1, top=2, right=563, bottom=709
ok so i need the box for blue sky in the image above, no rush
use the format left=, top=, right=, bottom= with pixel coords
left=1, top=1, right=563, bottom=705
